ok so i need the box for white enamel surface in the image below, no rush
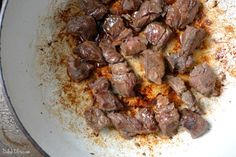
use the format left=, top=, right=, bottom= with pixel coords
left=1, top=0, right=236, bottom=157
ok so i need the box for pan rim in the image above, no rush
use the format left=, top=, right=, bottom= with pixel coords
left=0, top=0, right=49, bottom=156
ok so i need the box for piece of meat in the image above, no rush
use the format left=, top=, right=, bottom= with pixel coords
left=167, top=75, right=187, bottom=94
left=189, top=62, right=216, bottom=96
left=181, top=109, right=210, bottom=138
left=175, top=54, right=194, bottom=73
left=67, top=57, right=94, bottom=81
left=78, top=0, right=107, bottom=20
left=181, top=90, right=197, bottom=109
left=121, top=0, right=142, bottom=12
left=108, top=112, right=144, bottom=138
left=67, top=15, right=97, bottom=40
left=166, top=53, right=194, bottom=73
left=99, top=39, right=124, bottom=64
left=135, top=108, right=159, bottom=132
left=84, top=107, right=111, bottom=132
left=120, top=36, right=147, bottom=56
left=132, top=0, right=164, bottom=31
left=144, top=22, right=173, bottom=49
left=165, top=26, right=205, bottom=73
left=110, top=62, right=137, bottom=97
left=155, top=95, right=180, bottom=136
left=180, top=26, right=207, bottom=55
left=103, top=15, right=126, bottom=39
left=144, top=50, right=165, bottom=84
left=101, top=0, right=112, bottom=4
left=167, top=75, right=201, bottom=112
left=90, top=77, right=124, bottom=111
left=112, top=28, right=133, bottom=46
left=74, top=41, right=106, bottom=66
left=165, top=0, right=200, bottom=29
left=165, top=54, right=176, bottom=72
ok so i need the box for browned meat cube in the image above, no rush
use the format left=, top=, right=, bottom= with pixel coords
left=108, top=112, right=144, bottom=138
left=132, top=0, right=164, bottom=31
left=90, top=78, right=124, bottom=111
left=78, top=0, right=107, bottom=20
left=110, top=62, right=137, bottom=97
left=135, top=108, right=159, bottom=132
left=67, top=57, right=94, bottom=82
left=108, top=110, right=158, bottom=138
left=165, top=0, right=200, bottom=29
left=103, top=15, right=126, bottom=39
left=74, top=41, right=106, bottom=66
left=144, top=22, right=173, bottom=49
left=112, top=28, right=133, bottom=46
left=180, top=26, right=206, bottom=55
left=189, top=63, right=216, bottom=96
left=84, top=107, right=111, bottom=132
left=155, top=95, right=180, bottom=136
left=67, top=15, right=97, bottom=40
left=99, top=39, right=124, bottom=64
left=120, top=36, right=147, bottom=56
left=181, top=90, right=197, bottom=109
left=121, top=0, right=142, bottom=12
left=166, top=53, right=194, bottom=73
left=167, top=75, right=187, bottom=94
left=144, top=50, right=165, bottom=84
left=101, top=0, right=112, bottom=4
left=181, top=109, right=210, bottom=138
left=167, top=76, right=200, bottom=112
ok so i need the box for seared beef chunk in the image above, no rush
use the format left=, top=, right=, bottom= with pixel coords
left=103, top=15, right=125, bottom=40
left=181, top=90, right=197, bottom=109
left=167, top=75, right=187, bottom=94
left=166, top=53, right=194, bottom=73
left=112, top=28, right=133, bottom=46
left=132, top=0, right=164, bottom=31
left=67, top=15, right=97, bottom=40
left=67, top=57, right=94, bottom=81
left=144, top=50, right=165, bottom=84
left=122, top=0, right=142, bottom=12
left=84, top=107, right=111, bottom=132
left=181, top=90, right=197, bottom=106
left=189, top=63, right=216, bottom=96
left=74, top=41, right=106, bottom=66
left=165, top=0, right=200, bottom=29
left=121, top=36, right=147, bottom=56
left=180, top=26, right=206, bottom=55
left=110, top=62, right=137, bottom=97
left=99, top=39, right=124, bottom=64
left=155, top=95, right=180, bottom=136
left=136, top=108, right=159, bottom=132
left=108, top=110, right=158, bottom=138
left=78, top=0, right=107, bottom=20
left=181, top=109, right=209, bottom=138
left=144, top=22, right=173, bottom=49
left=167, top=76, right=200, bottom=112
left=108, top=112, right=143, bottom=138
left=166, top=26, right=206, bottom=72
left=101, top=0, right=112, bottom=4
left=90, top=77, right=124, bottom=111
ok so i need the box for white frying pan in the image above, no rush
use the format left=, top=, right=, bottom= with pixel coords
left=1, top=0, right=236, bottom=156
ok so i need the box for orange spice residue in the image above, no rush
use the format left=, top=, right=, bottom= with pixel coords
left=140, top=83, right=170, bottom=100
left=95, top=66, right=112, bottom=79
left=122, top=97, right=151, bottom=108
left=168, top=91, right=183, bottom=106
left=110, top=0, right=126, bottom=15
left=225, top=25, right=234, bottom=33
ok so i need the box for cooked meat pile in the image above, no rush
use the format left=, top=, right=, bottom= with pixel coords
left=65, top=0, right=218, bottom=139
